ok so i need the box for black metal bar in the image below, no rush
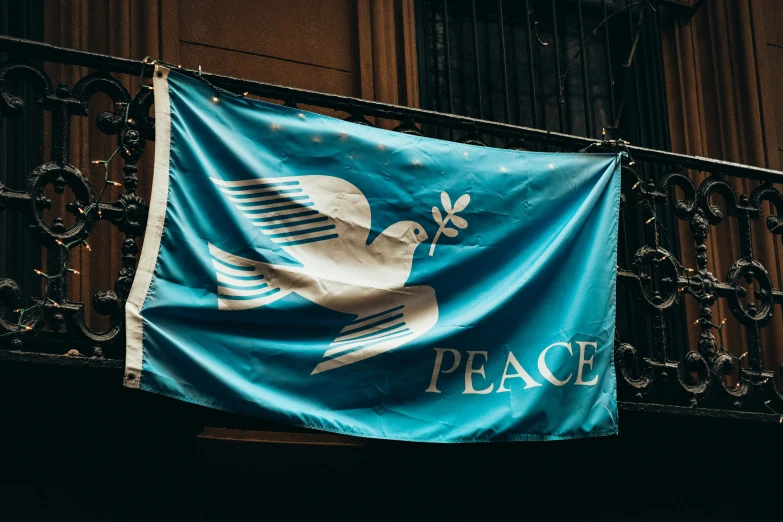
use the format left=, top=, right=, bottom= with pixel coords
left=627, top=0, right=645, bottom=146
left=483, top=2, right=495, bottom=120
left=415, top=0, right=432, bottom=123
left=455, top=0, right=468, bottom=116
left=550, top=0, right=565, bottom=132
left=617, top=402, right=783, bottom=424
left=650, top=3, right=671, bottom=151
left=469, top=0, right=483, bottom=119
left=509, top=17, right=521, bottom=127
left=497, top=0, right=510, bottom=124
left=576, top=0, right=593, bottom=138
left=639, top=8, right=659, bottom=149
left=534, top=17, right=547, bottom=134
left=0, top=35, right=781, bottom=181
left=524, top=0, right=539, bottom=129
left=428, top=2, right=442, bottom=138
left=601, top=0, right=616, bottom=125
left=441, top=0, right=454, bottom=115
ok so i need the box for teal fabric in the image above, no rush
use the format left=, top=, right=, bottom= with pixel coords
left=132, top=69, right=620, bottom=442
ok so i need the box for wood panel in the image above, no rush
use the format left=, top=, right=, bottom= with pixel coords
left=767, top=45, right=783, bottom=159
left=761, top=0, right=783, bottom=47
left=178, top=0, right=356, bottom=93
left=173, top=0, right=419, bottom=107
left=757, top=0, right=783, bottom=169
left=179, top=41, right=355, bottom=95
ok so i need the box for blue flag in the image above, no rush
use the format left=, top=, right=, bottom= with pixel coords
left=125, top=67, right=620, bottom=442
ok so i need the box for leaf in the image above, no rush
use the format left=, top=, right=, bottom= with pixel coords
left=452, top=194, right=471, bottom=213
left=432, top=206, right=443, bottom=225
left=441, top=192, right=452, bottom=213
left=442, top=227, right=458, bottom=238
left=450, top=215, right=468, bottom=229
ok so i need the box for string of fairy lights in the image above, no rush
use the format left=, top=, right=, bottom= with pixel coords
left=0, top=58, right=254, bottom=341
left=0, top=58, right=157, bottom=339
left=0, top=237, right=91, bottom=338
left=582, top=134, right=748, bottom=369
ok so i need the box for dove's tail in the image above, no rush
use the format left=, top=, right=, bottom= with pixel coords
left=208, top=243, right=301, bottom=311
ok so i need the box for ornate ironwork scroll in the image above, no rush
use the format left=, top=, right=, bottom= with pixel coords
left=0, top=59, right=150, bottom=357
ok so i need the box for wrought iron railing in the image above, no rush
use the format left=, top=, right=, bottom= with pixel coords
left=2, top=35, right=783, bottom=423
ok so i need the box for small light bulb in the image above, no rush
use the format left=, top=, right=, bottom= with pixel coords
left=212, top=95, right=219, bottom=103
left=127, top=118, right=134, bottom=124
left=56, top=239, right=63, bottom=246
left=109, top=181, right=122, bottom=186
left=646, top=216, right=655, bottom=224
left=78, top=208, right=84, bottom=214
left=91, top=160, right=103, bottom=164
left=34, top=269, right=43, bottom=276
left=25, top=326, right=33, bottom=331
left=243, top=92, right=249, bottom=96
left=84, top=242, right=91, bottom=251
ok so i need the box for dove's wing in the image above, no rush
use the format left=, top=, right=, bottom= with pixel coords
left=208, top=243, right=303, bottom=310
left=212, top=175, right=371, bottom=271
left=311, top=285, right=439, bottom=374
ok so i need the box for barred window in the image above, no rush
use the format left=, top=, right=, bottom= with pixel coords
left=416, top=0, right=670, bottom=149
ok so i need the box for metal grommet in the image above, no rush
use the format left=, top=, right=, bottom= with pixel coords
left=156, top=71, right=162, bottom=78
left=126, top=373, right=136, bottom=382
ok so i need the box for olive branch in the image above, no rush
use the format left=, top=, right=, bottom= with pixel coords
left=430, top=191, right=470, bottom=256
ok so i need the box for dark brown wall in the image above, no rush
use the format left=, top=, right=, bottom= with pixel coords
left=162, top=0, right=418, bottom=118
left=759, top=0, right=783, bottom=169
left=176, top=0, right=359, bottom=96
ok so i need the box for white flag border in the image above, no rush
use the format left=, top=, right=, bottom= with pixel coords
left=123, top=65, right=172, bottom=389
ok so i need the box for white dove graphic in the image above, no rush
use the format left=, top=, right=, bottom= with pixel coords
left=208, top=175, right=439, bottom=374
